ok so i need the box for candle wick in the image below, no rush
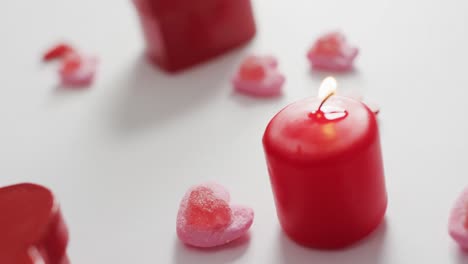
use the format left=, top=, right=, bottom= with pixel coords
left=317, top=92, right=335, bottom=112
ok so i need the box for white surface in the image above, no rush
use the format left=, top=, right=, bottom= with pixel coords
left=1, top=0, right=468, bottom=263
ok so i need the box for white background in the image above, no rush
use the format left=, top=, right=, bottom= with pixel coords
left=1, top=0, right=468, bottom=263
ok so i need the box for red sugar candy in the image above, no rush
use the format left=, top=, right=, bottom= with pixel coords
left=177, top=183, right=254, bottom=248
left=43, top=43, right=75, bottom=61
left=307, top=32, right=359, bottom=72
left=185, top=186, right=232, bottom=230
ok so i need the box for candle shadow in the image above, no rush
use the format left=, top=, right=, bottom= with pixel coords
left=276, top=219, right=388, bottom=264
left=105, top=51, right=245, bottom=136
left=172, top=233, right=251, bottom=264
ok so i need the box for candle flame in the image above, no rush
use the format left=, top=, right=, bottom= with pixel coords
left=318, top=77, right=337, bottom=99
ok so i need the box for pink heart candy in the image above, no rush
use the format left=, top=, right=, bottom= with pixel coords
left=59, top=53, right=98, bottom=87
left=232, top=55, right=285, bottom=97
left=176, top=183, right=254, bottom=248
left=307, top=32, right=359, bottom=72
left=449, top=187, right=468, bottom=249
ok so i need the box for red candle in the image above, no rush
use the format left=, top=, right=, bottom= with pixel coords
left=263, top=77, right=387, bottom=249
left=132, top=0, right=256, bottom=73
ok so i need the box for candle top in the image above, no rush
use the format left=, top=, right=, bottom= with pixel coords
left=263, top=96, right=378, bottom=163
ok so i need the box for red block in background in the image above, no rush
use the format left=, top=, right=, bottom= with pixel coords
left=0, top=183, right=69, bottom=264
left=133, top=0, right=257, bottom=73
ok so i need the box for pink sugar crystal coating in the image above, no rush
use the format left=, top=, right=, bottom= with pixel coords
left=177, top=183, right=254, bottom=248
left=307, top=32, right=359, bottom=72
left=59, top=54, right=98, bottom=87
left=449, top=187, right=468, bottom=249
left=186, top=186, right=232, bottom=230
left=232, top=55, right=285, bottom=97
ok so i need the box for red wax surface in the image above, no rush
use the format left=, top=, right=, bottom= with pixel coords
left=263, top=96, right=387, bottom=249
left=0, top=183, right=69, bottom=264
left=133, top=0, right=256, bottom=73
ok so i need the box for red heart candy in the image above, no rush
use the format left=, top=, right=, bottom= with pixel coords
left=177, top=183, right=254, bottom=248
left=43, top=44, right=75, bottom=62
left=0, top=183, right=69, bottom=264
left=239, top=57, right=267, bottom=81
left=185, top=186, right=232, bottom=230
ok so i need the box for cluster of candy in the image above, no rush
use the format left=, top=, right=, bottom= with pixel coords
left=2, top=181, right=468, bottom=255
left=43, top=43, right=98, bottom=87
left=232, top=32, right=379, bottom=115
left=232, top=32, right=359, bottom=98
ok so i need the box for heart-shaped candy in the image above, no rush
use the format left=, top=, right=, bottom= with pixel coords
left=232, top=55, right=285, bottom=97
left=449, top=187, right=468, bottom=249
left=43, top=43, right=75, bottom=62
left=307, top=32, right=359, bottom=72
left=0, top=183, right=69, bottom=264
left=176, top=183, right=254, bottom=248
left=59, top=53, right=98, bottom=87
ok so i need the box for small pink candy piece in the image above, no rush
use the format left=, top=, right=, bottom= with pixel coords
left=449, top=187, right=468, bottom=249
left=177, top=183, right=254, bottom=248
left=232, top=55, right=285, bottom=97
left=307, top=32, right=359, bottom=72
left=59, top=53, right=98, bottom=87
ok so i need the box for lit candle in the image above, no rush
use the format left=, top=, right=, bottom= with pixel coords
left=263, top=77, right=387, bottom=249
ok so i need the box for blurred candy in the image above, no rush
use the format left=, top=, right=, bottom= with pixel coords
left=307, top=32, right=358, bottom=72
left=449, top=187, right=468, bottom=249
left=0, top=183, right=69, bottom=264
left=59, top=53, right=98, bottom=87
left=232, top=55, right=285, bottom=97
left=43, top=43, right=98, bottom=88
left=43, top=43, right=75, bottom=61
left=177, top=183, right=254, bottom=248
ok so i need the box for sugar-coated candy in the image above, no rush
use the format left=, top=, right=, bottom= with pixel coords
left=0, top=183, right=69, bottom=264
left=59, top=53, right=98, bottom=87
left=232, top=55, right=285, bottom=97
left=307, top=32, right=358, bottom=72
left=43, top=43, right=98, bottom=88
left=43, top=43, right=75, bottom=61
left=177, top=183, right=254, bottom=248
left=449, top=187, right=468, bottom=249
left=185, top=186, right=232, bottom=230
